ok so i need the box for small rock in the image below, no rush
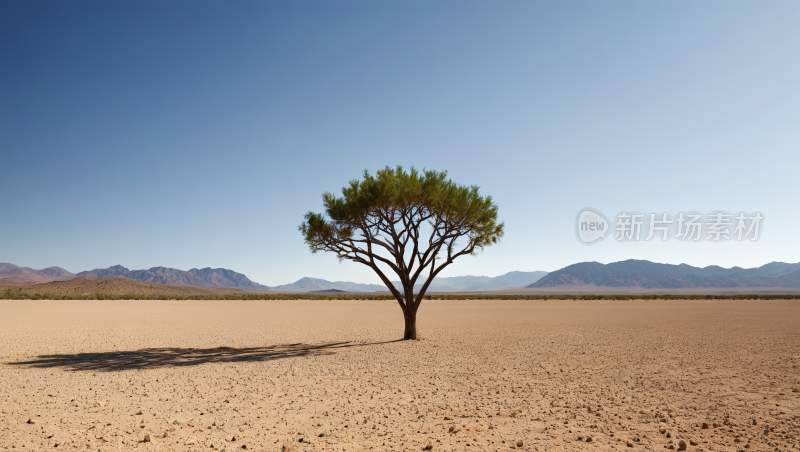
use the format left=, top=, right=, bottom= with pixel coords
left=135, top=410, right=142, bottom=415
left=753, top=419, right=757, bottom=425
left=666, top=432, right=672, bottom=438
left=318, top=433, right=324, bottom=437
left=142, top=435, right=150, bottom=443
left=516, top=440, right=523, bottom=447
left=701, top=423, right=709, bottom=429
left=241, top=446, right=247, bottom=450
left=689, top=439, right=698, bottom=446
left=185, top=438, right=197, bottom=446
left=423, top=444, right=433, bottom=451
left=660, top=427, right=667, bottom=434
left=26, top=419, right=35, bottom=425
left=678, top=439, right=687, bottom=449
left=586, top=437, right=593, bottom=443
left=298, top=438, right=304, bottom=443
left=627, top=440, right=634, bottom=447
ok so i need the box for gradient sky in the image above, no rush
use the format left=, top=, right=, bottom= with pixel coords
left=2, top=1, right=798, bottom=286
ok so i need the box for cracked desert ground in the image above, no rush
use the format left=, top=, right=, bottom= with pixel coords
left=1, top=299, right=799, bottom=452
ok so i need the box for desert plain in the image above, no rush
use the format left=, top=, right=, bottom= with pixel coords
left=1, top=299, right=798, bottom=452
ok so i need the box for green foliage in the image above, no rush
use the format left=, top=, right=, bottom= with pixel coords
left=300, top=165, right=503, bottom=256
left=2, top=288, right=22, bottom=299
left=298, top=166, right=504, bottom=316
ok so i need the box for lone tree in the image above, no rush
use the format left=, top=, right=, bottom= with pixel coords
left=299, top=166, right=504, bottom=340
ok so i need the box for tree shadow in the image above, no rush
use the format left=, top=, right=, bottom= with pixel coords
left=6, top=340, right=400, bottom=372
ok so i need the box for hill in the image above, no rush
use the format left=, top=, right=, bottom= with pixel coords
left=397, top=271, right=549, bottom=292
left=75, top=265, right=271, bottom=291
left=529, top=259, right=800, bottom=289
left=0, top=263, right=76, bottom=284
left=271, top=277, right=386, bottom=292
left=0, top=277, right=256, bottom=296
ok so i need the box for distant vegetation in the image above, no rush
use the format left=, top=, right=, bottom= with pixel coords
left=2, top=288, right=798, bottom=301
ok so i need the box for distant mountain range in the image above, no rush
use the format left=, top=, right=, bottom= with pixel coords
left=269, top=271, right=550, bottom=292
left=75, top=265, right=271, bottom=290
left=529, top=259, right=800, bottom=289
left=0, top=264, right=547, bottom=293
left=0, top=263, right=271, bottom=291
left=0, top=264, right=75, bottom=284
left=394, top=271, right=550, bottom=292
left=5, top=259, right=800, bottom=293
left=270, top=277, right=387, bottom=292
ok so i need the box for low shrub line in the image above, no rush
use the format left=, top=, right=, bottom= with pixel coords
left=2, top=289, right=799, bottom=301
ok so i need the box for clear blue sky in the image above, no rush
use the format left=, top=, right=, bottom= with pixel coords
left=1, top=1, right=798, bottom=286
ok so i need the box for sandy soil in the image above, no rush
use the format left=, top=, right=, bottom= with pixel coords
left=1, top=299, right=798, bottom=452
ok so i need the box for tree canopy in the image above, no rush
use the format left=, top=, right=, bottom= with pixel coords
left=299, top=165, right=503, bottom=339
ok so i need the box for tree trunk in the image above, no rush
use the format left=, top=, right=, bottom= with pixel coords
left=403, top=310, right=417, bottom=340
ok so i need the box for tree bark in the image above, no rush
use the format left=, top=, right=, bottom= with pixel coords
left=403, top=309, right=417, bottom=340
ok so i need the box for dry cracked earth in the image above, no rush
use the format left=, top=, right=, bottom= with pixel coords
left=0, top=299, right=798, bottom=452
